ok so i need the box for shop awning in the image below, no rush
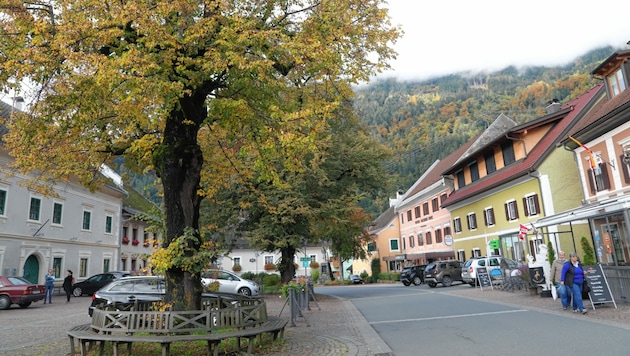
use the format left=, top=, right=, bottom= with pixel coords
left=534, top=196, right=630, bottom=228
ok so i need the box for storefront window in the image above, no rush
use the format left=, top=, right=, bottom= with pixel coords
left=593, top=213, right=629, bottom=266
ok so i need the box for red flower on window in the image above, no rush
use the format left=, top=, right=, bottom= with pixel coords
left=122, top=236, right=130, bottom=244
left=132, top=239, right=140, bottom=246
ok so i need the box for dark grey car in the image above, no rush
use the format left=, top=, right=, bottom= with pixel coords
left=423, top=260, right=464, bottom=288
left=89, top=276, right=164, bottom=316
left=400, top=265, right=427, bottom=286
left=72, top=271, right=130, bottom=297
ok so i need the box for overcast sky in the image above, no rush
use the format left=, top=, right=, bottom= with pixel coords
left=378, top=0, right=630, bottom=81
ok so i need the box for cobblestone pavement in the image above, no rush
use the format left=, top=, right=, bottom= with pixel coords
left=4, top=285, right=628, bottom=356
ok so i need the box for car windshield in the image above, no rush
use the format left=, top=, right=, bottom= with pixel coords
left=425, top=264, right=436, bottom=272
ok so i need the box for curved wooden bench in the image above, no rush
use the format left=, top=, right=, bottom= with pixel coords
left=67, top=297, right=287, bottom=356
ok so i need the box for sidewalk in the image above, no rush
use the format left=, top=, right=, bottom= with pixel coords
left=262, top=286, right=630, bottom=356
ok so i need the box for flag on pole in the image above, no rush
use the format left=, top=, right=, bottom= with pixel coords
left=569, top=136, right=596, bottom=169
left=519, top=224, right=529, bottom=240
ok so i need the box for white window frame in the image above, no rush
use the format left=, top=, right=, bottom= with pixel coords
left=506, top=200, right=518, bottom=221
left=82, top=209, right=92, bottom=231
left=28, top=195, right=42, bottom=222
left=453, top=217, right=462, bottom=233
left=467, top=212, right=477, bottom=231
left=524, top=194, right=539, bottom=217
left=105, top=214, right=113, bottom=234
left=52, top=201, right=63, bottom=225
left=389, top=238, right=399, bottom=251
left=484, top=207, right=495, bottom=226
left=0, top=186, right=7, bottom=217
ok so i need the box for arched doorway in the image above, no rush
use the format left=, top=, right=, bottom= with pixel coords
left=23, top=255, right=40, bottom=284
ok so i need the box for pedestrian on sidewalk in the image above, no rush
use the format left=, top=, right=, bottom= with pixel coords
left=44, top=269, right=55, bottom=304
left=550, top=251, right=570, bottom=310
left=62, top=270, right=74, bottom=303
left=560, top=252, right=587, bottom=314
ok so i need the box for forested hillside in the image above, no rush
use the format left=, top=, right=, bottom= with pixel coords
left=354, top=46, right=613, bottom=215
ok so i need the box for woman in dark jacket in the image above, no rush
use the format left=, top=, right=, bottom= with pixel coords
left=560, top=252, right=587, bottom=314
left=62, top=270, right=74, bottom=302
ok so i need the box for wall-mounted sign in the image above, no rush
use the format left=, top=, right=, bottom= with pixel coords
left=444, top=235, right=453, bottom=246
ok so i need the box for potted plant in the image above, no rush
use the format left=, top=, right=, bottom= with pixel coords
left=232, top=264, right=242, bottom=272
left=264, top=262, right=276, bottom=271
left=132, top=239, right=140, bottom=246
left=143, top=240, right=150, bottom=247
left=122, top=236, right=130, bottom=245
left=309, top=261, right=320, bottom=269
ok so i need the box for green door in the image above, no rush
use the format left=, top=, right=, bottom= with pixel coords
left=23, top=255, right=39, bottom=284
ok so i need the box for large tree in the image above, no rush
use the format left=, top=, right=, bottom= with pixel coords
left=0, top=1, right=398, bottom=309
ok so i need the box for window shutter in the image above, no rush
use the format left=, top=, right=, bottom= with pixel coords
left=533, top=195, right=540, bottom=215
left=504, top=203, right=509, bottom=220
left=600, top=163, right=611, bottom=190
left=489, top=208, right=495, bottom=224
left=587, top=169, right=596, bottom=194
left=621, top=155, right=630, bottom=183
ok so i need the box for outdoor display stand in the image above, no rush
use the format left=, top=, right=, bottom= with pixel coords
left=476, top=267, right=493, bottom=291
left=584, top=264, right=617, bottom=310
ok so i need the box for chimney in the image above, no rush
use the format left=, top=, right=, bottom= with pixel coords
left=12, top=97, right=24, bottom=112
left=545, top=98, right=561, bottom=114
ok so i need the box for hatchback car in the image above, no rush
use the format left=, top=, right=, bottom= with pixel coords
left=461, top=256, right=518, bottom=286
left=400, top=265, right=427, bottom=286
left=201, top=270, right=259, bottom=296
left=72, top=271, right=130, bottom=297
left=0, top=276, right=46, bottom=310
left=423, top=260, right=464, bottom=288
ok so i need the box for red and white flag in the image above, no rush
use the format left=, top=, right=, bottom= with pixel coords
left=519, top=224, right=529, bottom=240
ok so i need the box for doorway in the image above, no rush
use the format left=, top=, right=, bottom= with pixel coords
left=23, top=255, right=40, bottom=284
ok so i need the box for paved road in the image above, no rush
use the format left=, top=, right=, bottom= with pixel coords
left=319, top=283, right=630, bottom=355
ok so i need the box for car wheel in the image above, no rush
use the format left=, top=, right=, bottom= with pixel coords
left=18, top=302, right=32, bottom=308
left=402, top=281, right=410, bottom=286
left=428, top=282, right=437, bottom=288
left=0, top=295, right=11, bottom=310
left=469, top=282, right=476, bottom=287
left=72, top=287, right=83, bottom=297
left=413, top=276, right=422, bottom=286
left=442, top=276, right=453, bottom=287
left=237, top=287, right=251, bottom=296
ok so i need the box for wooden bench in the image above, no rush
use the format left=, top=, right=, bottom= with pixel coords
left=67, top=298, right=287, bottom=356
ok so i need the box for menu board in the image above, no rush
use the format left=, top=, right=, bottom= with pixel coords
left=584, top=264, right=616, bottom=309
left=476, top=267, right=492, bottom=290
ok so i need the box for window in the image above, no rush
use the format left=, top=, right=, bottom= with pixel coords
left=233, top=257, right=241, bottom=266
left=409, top=235, right=414, bottom=248
left=105, top=215, right=113, bottom=234
left=435, top=228, right=443, bottom=243
left=310, top=255, right=317, bottom=262
left=472, top=248, right=481, bottom=258
left=453, top=217, right=462, bottom=233
left=608, top=68, right=627, bottom=97
left=484, top=207, right=495, bottom=226
left=390, top=239, right=399, bottom=251
left=440, top=193, right=447, bottom=207
left=52, top=202, right=63, bottom=225
left=414, top=206, right=421, bottom=218
left=400, top=213, right=404, bottom=224
left=0, top=189, right=6, bottom=215
left=103, top=259, right=110, bottom=273
left=444, top=226, right=451, bottom=237
left=587, top=162, right=611, bottom=193
left=417, top=234, right=423, bottom=246
left=407, top=210, right=412, bottom=221
left=367, top=242, right=376, bottom=252
left=469, top=161, right=479, bottom=182
left=501, top=142, right=515, bottom=166
left=485, top=151, right=496, bottom=174
left=432, top=198, right=439, bottom=212
left=423, top=202, right=429, bottom=215
left=264, top=256, right=274, bottom=265
left=425, top=231, right=432, bottom=245
left=505, top=200, right=519, bottom=221
left=29, top=197, right=41, bottom=221
left=402, top=237, right=406, bottom=250
left=53, top=257, right=62, bottom=278
left=523, top=194, right=540, bottom=217
left=456, top=170, right=465, bottom=189
left=457, top=250, right=466, bottom=262
left=467, top=213, right=477, bottom=230
left=79, top=258, right=88, bottom=277
left=82, top=210, right=92, bottom=230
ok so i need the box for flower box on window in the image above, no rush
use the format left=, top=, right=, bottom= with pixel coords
left=122, top=236, right=130, bottom=245
left=132, top=239, right=140, bottom=246
left=143, top=241, right=150, bottom=247
left=264, top=263, right=276, bottom=271
left=153, top=240, right=159, bottom=247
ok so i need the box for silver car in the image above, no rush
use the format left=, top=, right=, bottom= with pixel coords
left=201, top=270, right=259, bottom=296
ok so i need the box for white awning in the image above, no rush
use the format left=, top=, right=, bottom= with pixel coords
left=534, top=196, right=630, bottom=228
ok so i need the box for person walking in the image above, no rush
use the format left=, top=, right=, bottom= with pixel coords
left=550, top=251, right=570, bottom=310
left=44, top=269, right=55, bottom=304
left=62, top=270, right=74, bottom=303
left=560, top=252, right=587, bottom=314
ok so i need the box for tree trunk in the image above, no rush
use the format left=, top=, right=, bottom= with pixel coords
left=279, top=246, right=297, bottom=284
left=155, top=93, right=205, bottom=311
left=338, top=256, right=344, bottom=283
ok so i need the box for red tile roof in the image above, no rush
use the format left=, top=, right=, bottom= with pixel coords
left=441, top=84, right=605, bottom=208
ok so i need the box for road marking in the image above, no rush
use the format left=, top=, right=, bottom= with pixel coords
left=369, top=309, right=528, bottom=325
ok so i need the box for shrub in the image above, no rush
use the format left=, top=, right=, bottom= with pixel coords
left=359, top=271, right=369, bottom=283
left=311, top=270, right=320, bottom=283
left=581, top=236, right=596, bottom=265
left=262, top=273, right=282, bottom=287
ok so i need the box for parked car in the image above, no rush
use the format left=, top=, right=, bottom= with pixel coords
left=349, top=275, right=364, bottom=284
left=400, top=265, right=427, bottom=286
left=201, top=270, right=260, bottom=296
left=0, top=276, right=46, bottom=310
left=461, top=256, right=519, bottom=286
left=423, top=260, right=465, bottom=288
left=72, top=271, right=130, bottom=297
left=89, top=276, right=245, bottom=316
